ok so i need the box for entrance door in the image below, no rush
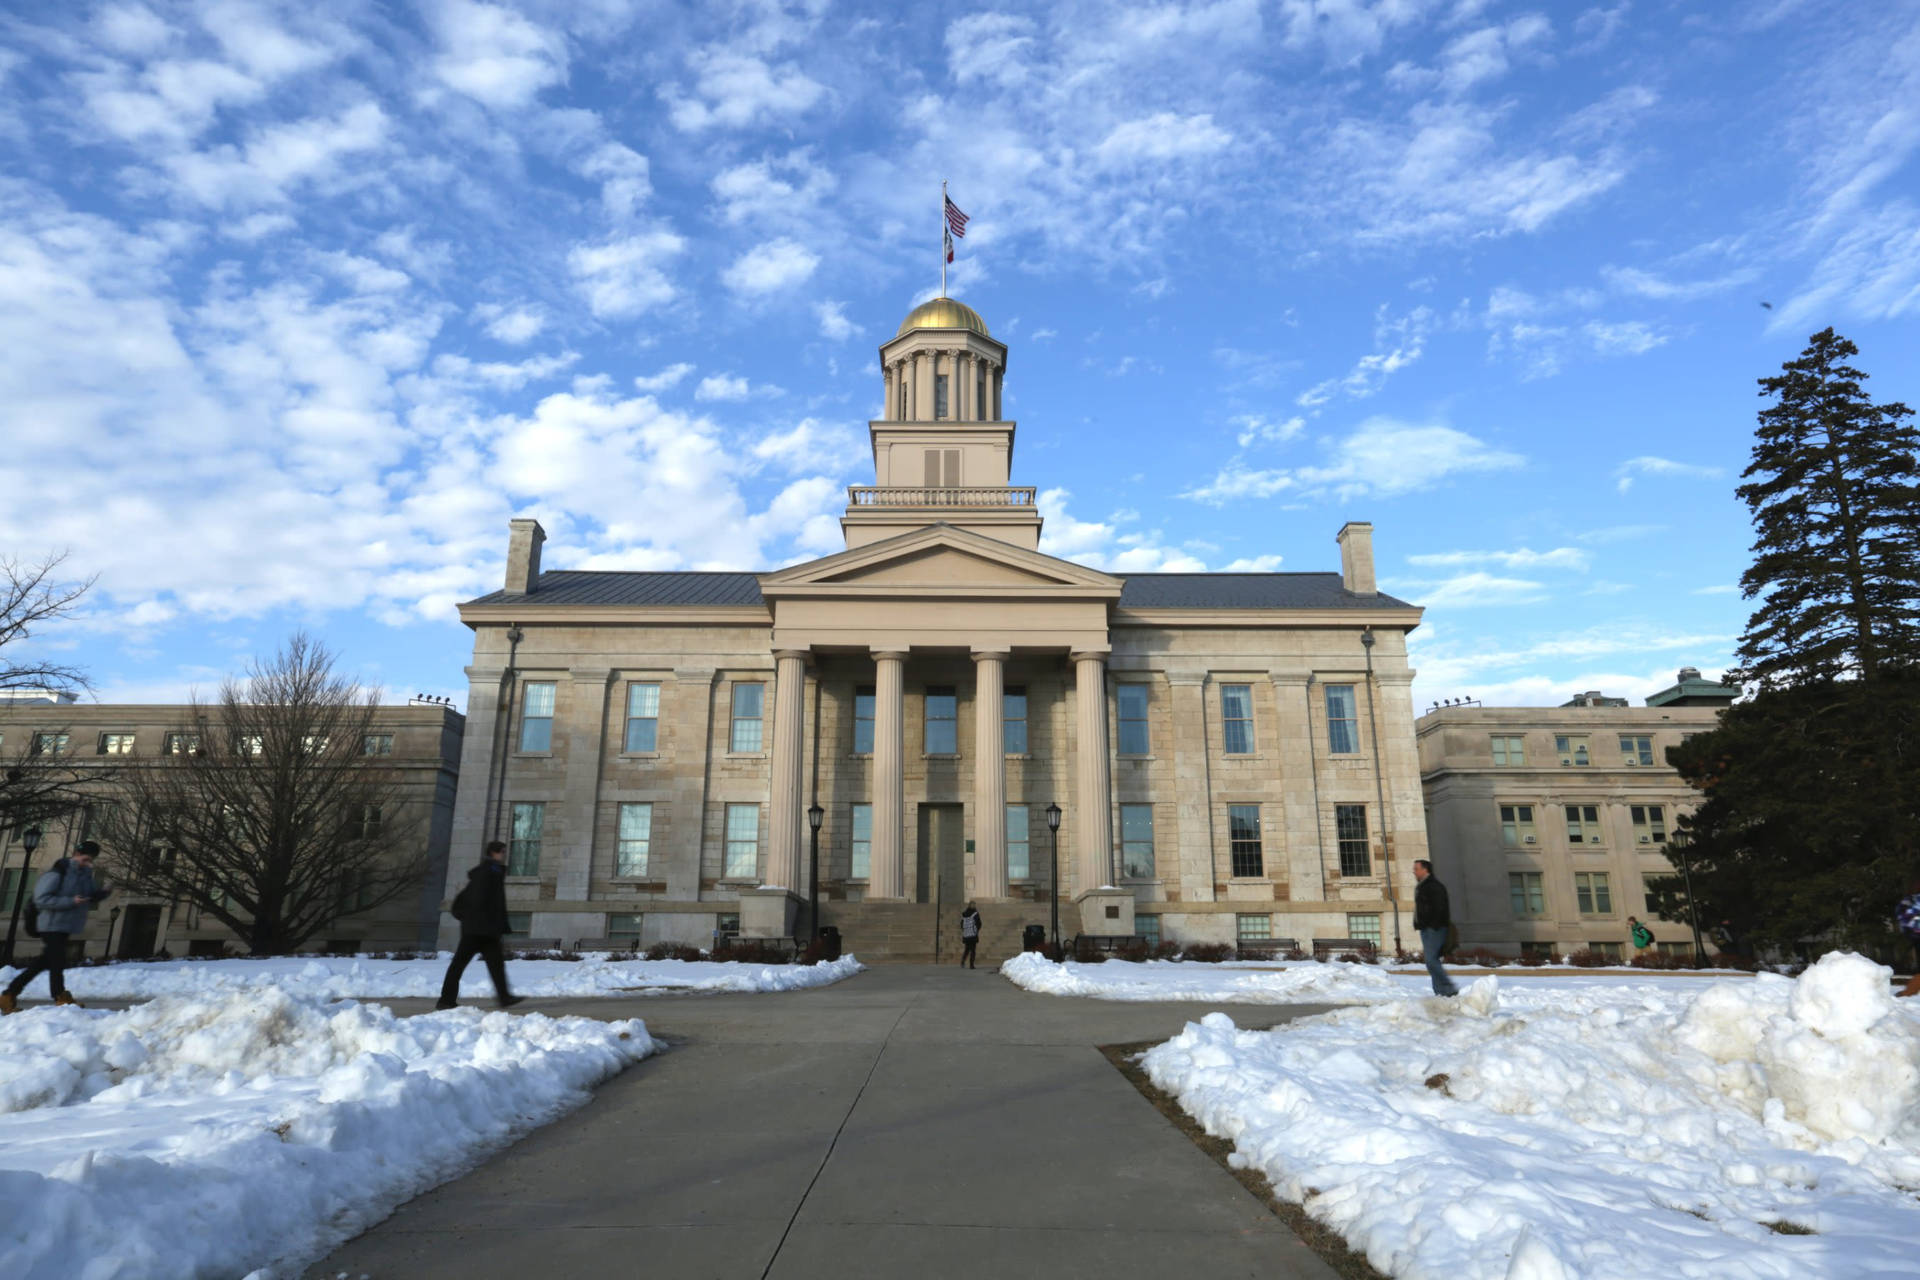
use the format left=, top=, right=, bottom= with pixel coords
left=914, top=804, right=966, bottom=905
left=119, top=905, right=161, bottom=958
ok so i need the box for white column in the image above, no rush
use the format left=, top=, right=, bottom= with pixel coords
left=914, top=352, right=931, bottom=420
left=1072, top=651, right=1114, bottom=896
left=766, top=650, right=808, bottom=890
left=959, top=352, right=974, bottom=422
left=972, top=650, right=1008, bottom=899
left=870, top=650, right=908, bottom=899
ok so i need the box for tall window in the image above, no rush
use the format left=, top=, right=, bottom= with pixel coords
left=616, top=803, right=652, bottom=877
left=924, top=686, right=957, bottom=753
left=1490, top=735, right=1524, bottom=765
left=1631, top=804, right=1667, bottom=843
left=730, top=682, right=764, bottom=752
left=1347, top=913, right=1382, bottom=948
left=1500, top=804, right=1537, bottom=845
left=362, top=734, right=394, bottom=756
left=850, top=804, right=872, bottom=879
left=724, top=804, right=760, bottom=877
left=1228, top=804, right=1263, bottom=877
left=355, top=804, right=382, bottom=840
left=853, top=687, right=874, bottom=754
left=233, top=733, right=263, bottom=756
left=1134, top=914, right=1160, bottom=945
left=97, top=732, right=136, bottom=755
left=624, top=683, right=661, bottom=752
left=1116, top=684, right=1150, bottom=755
left=505, top=912, right=531, bottom=938
left=1555, top=734, right=1591, bottom=766
left=1236, top=913, right=1271, bottom=942
left=164, top=732, right=200, bottom=755
left=1221, top=684, right=1255, bottom=754
left=1003, top=687, right=1027, bottom=754
left=508, top=802, right=544, bottom=875
left=1325, top=685, right=1358, bottom=754
left=1620, top=734, right=1654, bottom=765
left=934, top=372, right=949, bottom=419
left=520, top=681, right=556, bottom=751
left=1564, top=805, right=1603, bottom=845
left=607, top=913, right=643, bottom=945
left=975, top=367, right=986, bottom=419
left=1, top=867, right=25, bottom=907
left=1006, top=805, right=1030, bottom=879
left=1575, top=872, right=1613, bottom=915
left=1120, top=804, right=1155, bottom=879
left=1508, top=871, right=1545, bottom=916
left=1335, top=804, right=1370, bottom=875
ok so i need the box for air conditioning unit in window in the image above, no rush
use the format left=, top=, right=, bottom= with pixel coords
left=1638, top=836, right=1651, bottom=844
left=1523, top=835, right=1537, bottom=844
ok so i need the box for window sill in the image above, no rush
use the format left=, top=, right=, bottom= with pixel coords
left=506, top=876, right=541, bottom=885
left=1004, top=753, right=1033, bottom=760
left=1117, top=754, right=1156, bottom=762
left=513, top=751, right=554, bottom=759
left=618, top=752, right=661, bottom=760
left=724, top=751, right=768, bottom=760
left=923, top=753, right=961, bottom=760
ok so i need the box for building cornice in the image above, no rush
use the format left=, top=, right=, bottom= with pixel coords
left=1111, top=607, right=1423, bottom=629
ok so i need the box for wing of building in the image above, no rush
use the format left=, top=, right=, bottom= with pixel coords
left=448, top=296, right=1431, bottom=960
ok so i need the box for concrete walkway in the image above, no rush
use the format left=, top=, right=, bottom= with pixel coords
left=308, top=964, right=1339, bottom=1279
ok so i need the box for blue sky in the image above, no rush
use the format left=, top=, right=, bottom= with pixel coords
left=2, top=0, right=1917, bottom=711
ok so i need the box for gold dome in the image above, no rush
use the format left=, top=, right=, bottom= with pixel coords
left=896, top=296, right=990, bottom=337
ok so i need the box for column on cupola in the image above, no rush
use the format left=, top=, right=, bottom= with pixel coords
left=1072, top=651, right=1114, bottom=895
left=971, top=650, right=1008, bottom=899
left=957, top=351, right=974, bottom=422
left=869, top=650, right=908, bottom=899
left=766, top=650, right=808, bottom=891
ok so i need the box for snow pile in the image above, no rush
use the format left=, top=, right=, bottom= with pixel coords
left=3, top=952, right=865, bottom=1001
left=1142, top=951, right=1920, bottom=1278
left=1000, top=952, right=1407, bottom=1004
left=0, top=989, right=656, bottom=1278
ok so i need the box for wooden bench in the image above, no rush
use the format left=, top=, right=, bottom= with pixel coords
left=713, top=936, right=799, bottom=961
left=1311, top=937, right=1378, bottom=961
left=569, top=937, right=642, bottom=953
left=1072, top=934, right=1138, bottom=957
left=504, top=937, right=561, bottom=953
left=1233, top=937, right=1299, bottom=960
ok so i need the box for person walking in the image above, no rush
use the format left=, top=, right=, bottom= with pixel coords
left=437, top=840, right=522, bottom=1010
left=1628, top=916, right=1654, bottom=958
left=959, top=902, right=981, bottom=969
left=1, top=840, right=110, bottom=1014
left=1411, top=859, right=1458, bottom=997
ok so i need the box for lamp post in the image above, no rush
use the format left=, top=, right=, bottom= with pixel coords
left=1045, top=802, right=1062, bottom=957
left=106, top=906, right=122, bottom=963
left=806, top=801, right=824, bottom=948
left=4, top=825, right=43, bottom=966
left=1670, top=829, right=1706, bottom=961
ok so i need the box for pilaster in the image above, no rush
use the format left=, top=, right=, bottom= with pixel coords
left=556, top=668, right=613, bottom=902
left=668, top=667, right=717, bottom=901
left=870, top=650, right=908, bottom=899
left=971, top=650, right=1008, bottom=899
left=1072, top=651, right=1114, bottom=897
left=766, top=650, right=809, bottom=890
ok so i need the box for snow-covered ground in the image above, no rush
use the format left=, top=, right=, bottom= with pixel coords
left=1140, top=952, right=1920, bottom=1279
left=0, top=952, right=865, bottom=1002
left=0, top=989, right=655, bottom=1279
left=1002, top=952, right=1409, bottom=1003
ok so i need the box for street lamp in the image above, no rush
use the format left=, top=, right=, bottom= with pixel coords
left=806, top=801, right=824, bottom=948
left=1044, top=802, right=1063, bottom=957
left=1670, top=829, right=1706, bottom=961
left=106, top=906, right=122, bottom=963
left=3, top=825, right=43, bottom=966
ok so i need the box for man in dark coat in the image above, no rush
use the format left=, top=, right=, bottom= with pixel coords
left=2, top=841, right=109, bottom=1014
left=437, top=840, right=522, bottom=1010
left=1411, top=859, right=1458, bottom=997
left=958, top=902, right=981, bottom=969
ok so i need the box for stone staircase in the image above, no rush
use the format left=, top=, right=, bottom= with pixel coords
left=818, top=901, right=1053, bottom=964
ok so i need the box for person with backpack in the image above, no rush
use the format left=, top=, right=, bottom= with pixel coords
left=1897, top=880, right=1920, bottom=998
left=1627, top=916, right=1655, bottom=957
left=1, top=840, right=110, bottom=1014
left=958, top=902, right=981, bottom=969
left=436, top=839, right=522, bottom=1010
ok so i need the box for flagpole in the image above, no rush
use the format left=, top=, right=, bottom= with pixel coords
left=940, top=179, right=948, bottom=296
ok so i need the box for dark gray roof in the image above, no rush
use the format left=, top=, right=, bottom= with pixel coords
left=465, top=571, right=766, bottom=608
left=1115, top=573, right=1416, bottom=610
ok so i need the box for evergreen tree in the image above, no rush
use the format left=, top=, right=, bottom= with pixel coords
left=1733, top=328, right=1920, bottom=688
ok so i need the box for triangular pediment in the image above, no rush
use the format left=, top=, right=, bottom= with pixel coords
left=761, top=523, right=1122, bottom=597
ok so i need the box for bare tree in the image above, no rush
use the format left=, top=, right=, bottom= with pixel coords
left=0, top=552, right=99, bottom=834
left=94, top=633, right=425, bottom=954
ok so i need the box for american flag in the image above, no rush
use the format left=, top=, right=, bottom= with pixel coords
left=944, top=194, right=968, bottom=263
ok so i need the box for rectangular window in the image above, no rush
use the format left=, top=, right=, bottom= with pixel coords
left=1575, top=872, right=1613, bottom=915
left=1116, top=684, right=1150, bottom=755
left=1520, top=940, right=1556, bottom=961
left=934, top=372, right=949, bottom=419
left=1347, top=913, right=1382, bottom=947
left=508, top=802, right=544, bottom=875
left=1120, top=804, right=1155, bottom=879
left=624, top=683, right=661, bottom=753
left=2, top=867, right=25, bottom=905
left=1564, top=805, right=1603, bottom=845
left=724, top=803, right=760, bottom=878
left=850, top=803, right=872, bottom=880
left=976, top=368, right=986, bottom=420
left=1508, top=871, right=1545, bottom=916
left=1134, top=914, right=1160, bottom=945
left=1490, top=735, right=1525, bottom=766
left=301, top=734, right=329, bottom=755
left=853, top=686, right=874, bottom=754
left=1228, top=804, right=1263, bottom=877
left=164, top=732, right=200, bottom=755
left=362, top=733, right=394, bottom=756
left=1236, top=913, right=1272, bottom=942
left=1555, top=734, right=1591, bottom=766
left=505, top=912, right=531, bottom=938
left=520, top=681, right=556, bottom=752
left=1006, top=805, right=1029, bottom=880
left=31, top=733, right=69, bottom=756
left=96, top=732, right=136, bottom=755
left=1621, top=734, right=1655, bottom=766
left=1588, top=940, right=1623, bottom=960
left=233, top=733, right=262, bottom=756
left=715, top=911, right=740, bottom=939
left=1221, top=684, right=1255, bottom=754
left=923, top=686, right=957, bottom=753
left=730, top=682, right=765, bottom=753
left=1325, top=685, right=1359, bottom=754
left=1657, top=940, right=1694, bottom=959
left=607, top=912, right=643, bottom=943
left=355, top=804, right=382, bottom=840
left=1003, top=687, right=1027, bottom=754
left=1335, top=804, right=1371, bottom=876
left=1631, top=804, right=1667, bottom=844
left=1500, top=804, right=1537, bottom=845
left=616, top=803, right=652, bottom=877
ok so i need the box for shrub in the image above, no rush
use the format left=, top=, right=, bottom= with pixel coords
left=1515, top=951, right=1551, bottom=968
left=1566, top=948, right=1611, bottom=968
left=711, top=939, right=790, bottom=964
left=1111, top=938, right=1151, bottom=962
left=644, top=941, right=705, bottom=963
left=1284, top=947, right=1309, bottom=961
left=1707, top=952, right=1759, bottom=972
left=1147, top=941, right=1181, bottom=961
left=1334, top=951, right=1371, bottom=964
left=1629, top=950, right=1688, bottom=970
left=1180, top=942, right=1235, bottom=963
left=1446, top=946, right=1504, bottom=967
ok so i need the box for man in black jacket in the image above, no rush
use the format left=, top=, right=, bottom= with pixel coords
left=437, top=840, right=522, bottom=1010
left=1411, top=859, right=1459, bottom=997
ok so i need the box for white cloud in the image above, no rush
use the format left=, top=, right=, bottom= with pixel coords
left=1407, top=547, right=1591, bottom=571
left=666, top=51, right=825, bottom=131
left=633, top=363, right=693, bottom=393
left=163, top=101, right=387, bottom=208
left=476, top=304, right=545, bottom=344
left=1297, top=305, right=1431, bottom=407
left=1692, top=584, right=1740, bottom=596
left=1186, top=417, right=1523, bottom=505
left=1036, top=489, right=1207, bottom=572
left=1399, top=571, right=1550, bottom=607
left=1582, top=319, right=1666, bottom=356
left=1093, top=112, right=1232, bottom=167
left=1277, top=0, right=1427, bottom=66
left=1614, top=456, right=1725, bottom=493
left=946, top=12, right=1039, bottom=87
left=751, top=417, right=866, bottom=472
left=567, top=230, right=685, bottom=318
left=816, top=300, right=860, bottom=341
left=1602, top=264, right=1756, bottom=301
left=1221, top=554, right=1286, bottom=571
left=578, top=142, right=650, bottom=220
left=1235, top=414, right=1306, bottom=447
left=694, top=374, right=750, bottom=402
left=711, top=151, right=833, bottom=225
left=721, top=238, right=819, bottom=295
left=430, top=0, right=567, bottom=108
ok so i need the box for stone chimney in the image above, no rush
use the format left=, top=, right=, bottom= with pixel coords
left=504, top=518, right=546, bottom=595
left=1336, top=521, right=1376, bottom=596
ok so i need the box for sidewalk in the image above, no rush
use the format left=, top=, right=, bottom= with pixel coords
left=307, top=965, right=1340, bottom=1279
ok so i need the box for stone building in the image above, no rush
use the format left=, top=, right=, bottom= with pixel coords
left=1415, top=668, right=1739, bottom=959
left=0, top=699, right=463, bottom=957
left=444, top=297, right=1431, bottom=960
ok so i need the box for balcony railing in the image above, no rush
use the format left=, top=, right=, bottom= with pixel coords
left=847, top=486, right=1037, bottom=507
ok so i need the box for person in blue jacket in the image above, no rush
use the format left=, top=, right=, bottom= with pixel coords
left=1, top=840, right=110, bottom=1014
